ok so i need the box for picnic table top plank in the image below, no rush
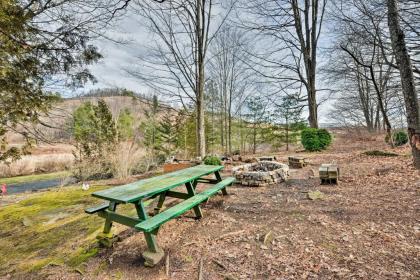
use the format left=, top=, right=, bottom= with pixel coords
left=92, top=164, right=224, bottom=203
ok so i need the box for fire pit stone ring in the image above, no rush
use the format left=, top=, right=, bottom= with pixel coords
left=232, top=161, right=289, bottom=187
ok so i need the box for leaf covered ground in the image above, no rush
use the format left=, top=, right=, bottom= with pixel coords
left=1, top=130, right=419, bottom=279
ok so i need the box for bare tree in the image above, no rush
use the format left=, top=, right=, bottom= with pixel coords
left=128, top=0, right=234, bottom=157
left=387, top=0, right=420, bottom=168
left=340, top=42, right=395, bottom=142
left=208, top=25, right=254, bottom=154
left=326, top=0, right=406, bottom=135
left=241, top=0, right=327, bottom=128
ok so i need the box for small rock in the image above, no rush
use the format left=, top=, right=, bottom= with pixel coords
left=263, top=231, right=274, bottom=245
left=22, top=216, right=33, bottom=227
left=82, top=182, right=90, bottom=191
left=308, top=190, right=324, bottom=200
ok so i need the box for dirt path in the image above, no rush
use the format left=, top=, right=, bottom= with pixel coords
left=31, top=132, right=420, bottom=279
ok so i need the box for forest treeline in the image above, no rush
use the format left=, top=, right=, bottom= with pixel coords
left=0, top=0, right=419, bottom=168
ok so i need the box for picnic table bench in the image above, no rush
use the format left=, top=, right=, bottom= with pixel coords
left=85, top=164, right=234, bottom=266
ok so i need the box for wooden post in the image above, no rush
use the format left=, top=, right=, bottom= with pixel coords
left=136, top=201, right=164, bottom=266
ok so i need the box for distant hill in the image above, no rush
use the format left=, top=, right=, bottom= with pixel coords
left=7, top=89, right=176, bottom=143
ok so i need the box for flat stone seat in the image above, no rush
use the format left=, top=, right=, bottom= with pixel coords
left=288, top=156, right=307, bottom=168
left=319, top=164, right=339, bottom=184
left=258, top=156, right=277, bottom=161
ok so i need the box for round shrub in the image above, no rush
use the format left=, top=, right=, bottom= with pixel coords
left=318, top=129, right=332, bottom=149
left=301, top=128, right=332, bottom=151
left=301, top=128, right=321, bottom=151
left=203, top=155, right=222, bottom=166
left=393, top=131, right=408, bottom=146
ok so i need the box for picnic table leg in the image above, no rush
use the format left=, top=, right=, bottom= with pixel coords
left=97, top=202, right=118, bottom=247
left=185, top=181, right=203, bottom=218
left=215, top=171, right=228, bottom=195
left=136, top=201, right=164, bottom=267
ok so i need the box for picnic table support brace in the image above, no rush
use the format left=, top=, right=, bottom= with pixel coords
left=154, top=191, right=167, bottom=215
left=185, top=181, right=202, bottom=218
left=215, top=171, right=228, bottom=195
left=136, top=201, right=164, bottom=267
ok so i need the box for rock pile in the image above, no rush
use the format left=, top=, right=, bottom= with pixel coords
left=232, top=161, right=289, bottom=187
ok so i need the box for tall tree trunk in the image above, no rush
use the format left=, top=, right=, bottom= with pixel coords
left=374, top=106, right=380, bottom=131
left=291, top=0, right=321, bottom=128
left=253, top=123, right=257, bottom=154
left=285, top=114, right=289, bottom=152
left=210, top=89, right=215, bottom=153
left=387, top=0, right=420, bottom=168
left=196, top=0, right=206, bottom=158
left=369, top=66, right=393, bottom=146
left=196, top=92, right=205, bottom=158
left=220, top=86, right=224, bottom=149
left=224, top=93, right=228, bottom=154
left=307, top=86, right=318, bottom=128
left=356, top=65, right=373, bottom=131
left=228, top=110, right=232, bottom=155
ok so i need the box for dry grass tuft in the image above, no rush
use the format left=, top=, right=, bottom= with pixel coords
left=110, top=142, right=152, bottom=179
left=0, top=153, right=74, bottom=177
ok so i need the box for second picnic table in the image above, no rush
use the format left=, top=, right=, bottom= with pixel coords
left=85, top=164, right=235, bottom=266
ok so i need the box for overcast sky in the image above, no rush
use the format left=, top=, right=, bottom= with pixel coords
left=82, top=12, right=151, bottom=93
left=79, top=6, right=335, bottom=123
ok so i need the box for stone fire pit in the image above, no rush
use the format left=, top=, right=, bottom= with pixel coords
left=232, top=161, right=289, bottom=187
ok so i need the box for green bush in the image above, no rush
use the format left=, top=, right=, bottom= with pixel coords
left=203, top=155, right=222, bottom=166
left=318, top=129, right=332, bottom=149
left=393, top=131, right=408, bottom=146
left=301, top=128, right=332, bottom=151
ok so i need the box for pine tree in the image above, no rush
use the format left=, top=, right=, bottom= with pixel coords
left=72, top=100, right=117, bottom=179
left=274, top=96, right=305, bottom=151
left=244, top=97, right=269, bottom=154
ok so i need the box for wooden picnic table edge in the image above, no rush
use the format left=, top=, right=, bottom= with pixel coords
left=91, top=164, right=224, bottom=204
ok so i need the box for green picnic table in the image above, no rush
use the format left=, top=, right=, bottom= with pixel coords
left=85, top=164, right=235, bottom=266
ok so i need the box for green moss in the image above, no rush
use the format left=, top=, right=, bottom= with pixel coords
left=362, top=150, right=399, bottom=157
left=0, top=185, right=127, bottom=276
left=0, top=171, right=70, bottom=185
left=25, top=258, right=55, bottom=273
left=68, top=247, right=99, bottom=267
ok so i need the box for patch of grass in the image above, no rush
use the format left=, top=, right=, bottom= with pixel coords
left=0, top=171, right=70, bottom=185
left=362, top=150, right=399, bottom=157
left=0, top=184, right=136, bottom=276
